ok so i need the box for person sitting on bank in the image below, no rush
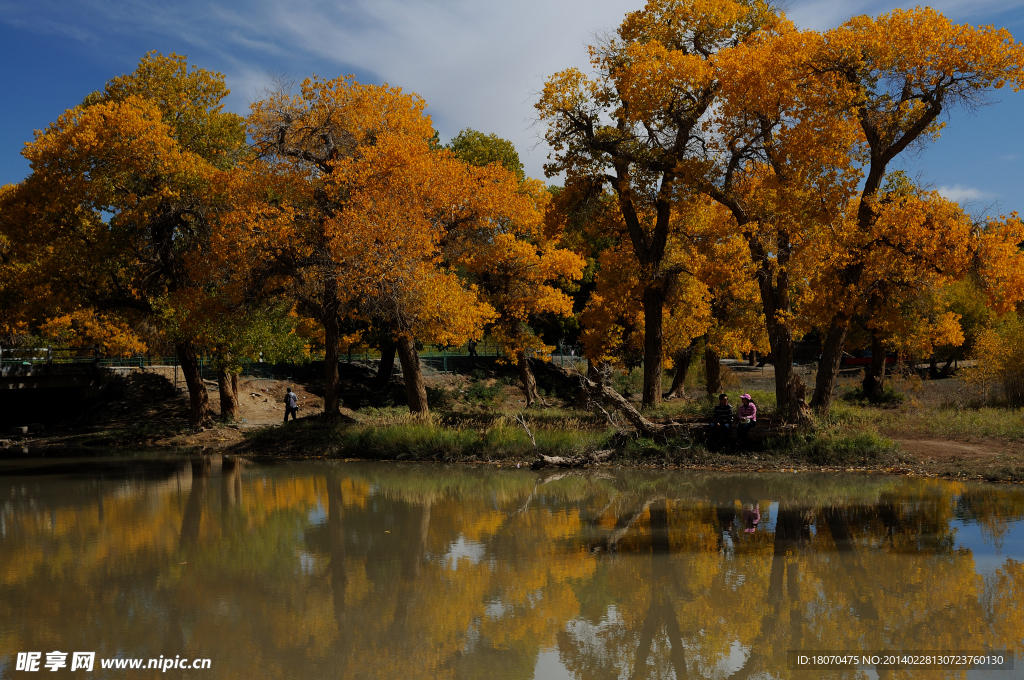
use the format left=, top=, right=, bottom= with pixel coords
left=737, top=393, right=757, bottom=442
left=712, top=394, right=733, bottom=443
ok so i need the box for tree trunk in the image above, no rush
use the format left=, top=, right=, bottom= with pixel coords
left=748, top=229, right=806, bottom=421
left=641, top=286, right=665, bottom=409
left=811, top=315, right=850, bottom=415
left=551, top=363, right=693, bottom=439
left=376, top=339, right=397, bottom=389
left=705, top=346, right=722, bottom=396
left=175, top=340, right=211, bottom=428
left=748, top=350, right=757, bottom=366
left=862, top=330, right=886, bottom=400
left=517, top=351, right=540, bottom=406
left=397, top=335, right=429, bottom=416
left=764, top=316, right=803, bottom=419
left=180, top=457, right=210, bottom=548
left=327, top=473, right=348, bottom=636
left=220, top=456, right=242, bottom=517
left=218, top=367, right=239, bottom=421
left=323, top=312, right=341, bottom=416
left=666, top=341, right=697, bottom=399
left=767, top=321, right=811, bottom=423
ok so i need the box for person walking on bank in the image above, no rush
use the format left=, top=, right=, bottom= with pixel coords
left=737, top=393, right=757, bottom=444
left=284, top=387, right=298, bottom=423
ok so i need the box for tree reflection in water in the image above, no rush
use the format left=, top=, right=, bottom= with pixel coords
left=1, top=461, right=1023, bottom=679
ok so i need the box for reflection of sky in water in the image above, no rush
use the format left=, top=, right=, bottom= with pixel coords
left=951, top=517, right=1024, bottom=577
left=533, top=650, right=573, bottom=680
left=297, top=551, right=318, bottom=575
left=761, top=501, right=779, bottom=533
left=441, top=536, right=486, bottom=570
left=306, top=501, right=326, bottom=526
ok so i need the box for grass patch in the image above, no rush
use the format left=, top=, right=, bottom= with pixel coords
left=242, top=415, right=611, bottom=462
left=827, top=401, right=1024, bottom=441
left=762, top=423, right=902, bottom=467
left=615, top=434, right=717, bottom=466
left=425, top=386, right=455, bottom=410
left=982, top=464, right=1024, bottom=483
left=907, top=406, right=1024, bottom=440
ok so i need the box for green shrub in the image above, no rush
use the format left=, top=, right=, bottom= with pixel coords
left=426, top=386, right=454, bottom=410
left=467, top=382, right=503, bottom=403
left=842, top=385, right=905, bottom=405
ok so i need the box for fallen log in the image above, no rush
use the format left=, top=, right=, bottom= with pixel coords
left=548, top=364, right=691, bottom=438
left=531, top=449, right=615, bottom=469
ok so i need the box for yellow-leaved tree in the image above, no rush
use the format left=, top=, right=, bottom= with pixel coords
left=697, top=18, right=864, bottom=421
left=234, top=78, right=561, bottom=415
left=447, top=130, right=585, bottom=406
left=232, top=76, right=493, bottom=415
left=0, top=52, right=247, bottom=426
left=536, top=0, right=777, bottom=409
left=808, top=8, right=1024, bottom=414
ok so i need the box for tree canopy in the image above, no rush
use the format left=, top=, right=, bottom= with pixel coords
left=2, top=1, right=1024, bottom=422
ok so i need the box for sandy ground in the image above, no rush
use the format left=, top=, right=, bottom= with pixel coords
left=894, top=438, right=1015, bottom=459
left=0, top=367, right=336, bottom=450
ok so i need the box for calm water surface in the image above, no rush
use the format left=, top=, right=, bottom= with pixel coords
left=1, top=453, right=1024, bottom=679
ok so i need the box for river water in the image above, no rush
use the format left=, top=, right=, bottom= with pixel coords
left=1, top=453, right=1023, bottom=679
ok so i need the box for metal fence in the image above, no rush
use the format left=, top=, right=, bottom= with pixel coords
left=0, top=347, right=100, bottom=365
left=1, top=343, right=585, bottom=379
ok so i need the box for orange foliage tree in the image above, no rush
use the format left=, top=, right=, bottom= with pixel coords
left=233, top=76, right=482, bottom=415
left=0, top=52, right=246, bottom=426
left=807, top=8, right=1024, bottom=413
left=536, top=0, right=776, bottom=409
left=448, top=130, right=585, bottom=405
left=810, top=175, right=976, bottom=399
left=574, top=193, right=765, bottom=398
left=695, top=18, right=863, bottom=420
left=235, top=77, right=555, bottom=415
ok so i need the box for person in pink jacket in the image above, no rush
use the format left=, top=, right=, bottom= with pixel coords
left=737, top=393, right=757, bottom=443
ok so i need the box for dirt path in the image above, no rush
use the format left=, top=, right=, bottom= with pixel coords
left=894, top=438, right=1017, bottom=459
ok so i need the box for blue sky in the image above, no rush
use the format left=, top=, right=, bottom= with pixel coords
left=1, top=0, right=1022, bottom=215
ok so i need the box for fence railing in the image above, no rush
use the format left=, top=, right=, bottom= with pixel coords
left=1, top=344, right=585, bottom=379
left=0, top=346, right=100, bottom=365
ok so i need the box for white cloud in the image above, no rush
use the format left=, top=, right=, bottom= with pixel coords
left=937, top=184, right=998, bottom=203
left=200, top=0, right=646, bottom=180
left=4, top=0, right=1024, bottom=183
